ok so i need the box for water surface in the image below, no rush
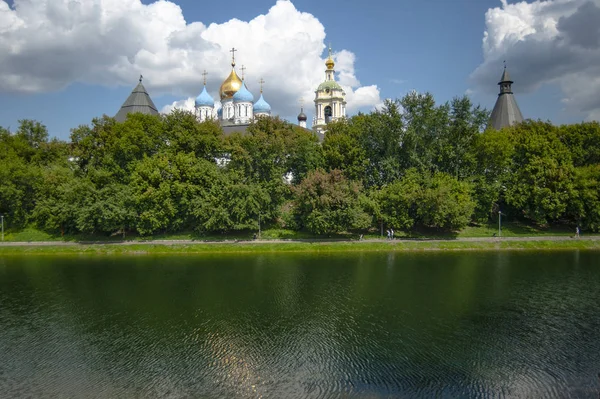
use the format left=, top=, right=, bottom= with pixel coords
left=0, top=251, right=599, bottom=398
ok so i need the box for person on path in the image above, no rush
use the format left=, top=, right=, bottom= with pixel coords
left=386, top=229, right=390, bottom=240
left=575, top=226, right=580, bottom=238
left=390, top=228, right=394, bottom=240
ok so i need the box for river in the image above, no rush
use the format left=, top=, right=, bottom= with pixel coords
left=0, top=251, right=598, bottom=398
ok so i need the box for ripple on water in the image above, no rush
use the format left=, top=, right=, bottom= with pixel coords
left=1, top=252, right=600, bottom=398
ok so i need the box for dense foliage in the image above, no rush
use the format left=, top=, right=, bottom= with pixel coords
left=2, top=93, right=600, bottom=236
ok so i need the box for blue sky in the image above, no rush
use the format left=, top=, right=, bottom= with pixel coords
left=0, top=0, right=598, bottom=139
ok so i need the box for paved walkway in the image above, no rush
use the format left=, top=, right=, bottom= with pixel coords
left=0, top=235, right=598, bottom=247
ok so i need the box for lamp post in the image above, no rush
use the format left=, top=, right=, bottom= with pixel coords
left=1, top=215, right=4, bottom=241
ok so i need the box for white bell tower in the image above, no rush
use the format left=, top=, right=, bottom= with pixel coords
left=313, top=45, right=346, bottom=135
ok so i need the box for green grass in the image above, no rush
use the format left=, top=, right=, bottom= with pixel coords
left=456, top=221, right=574, bottom=238
left=1, top=227, right=358, bottom=243
left=0, top=221, right=592, bottom=245
left=4, top=228, right=56, bottom=242
left=1, top=239, right=598, bottom=256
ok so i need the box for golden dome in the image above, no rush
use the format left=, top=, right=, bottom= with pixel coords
left=219, top=68, right=242, bottom=100
left=325, top=44, right=335, bottom=70
left=325, top=56, right=335, bottom=70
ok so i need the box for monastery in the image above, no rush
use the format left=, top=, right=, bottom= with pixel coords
left=115, top=49, right=523, bottom=133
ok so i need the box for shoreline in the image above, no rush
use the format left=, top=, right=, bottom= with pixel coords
left=0, top=236, right=599, bottom=255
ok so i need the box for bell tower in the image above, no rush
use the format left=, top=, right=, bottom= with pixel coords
left=313, top=45, right=346, bottom=135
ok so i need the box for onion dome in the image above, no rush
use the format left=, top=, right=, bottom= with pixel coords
left=253, top=93, right=271, bottom=113
left=233, top=81, right=254, bottom=103
left=297, top=108, right=307, bottom=122
left=325, top=45, right=335, bottom=70
left=219, top=69, right=243, bottom=100
left=325, top=55, right=335, bottom=70
left=195, top=86, right=214, bottom=107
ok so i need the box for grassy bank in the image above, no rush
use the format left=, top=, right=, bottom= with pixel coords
left=0, top=238, right=599, bottom=256
left=0, top=221, right=585, bottom=243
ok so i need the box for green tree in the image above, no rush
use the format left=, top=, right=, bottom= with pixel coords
left=375, top=169, right=475, bottom=231
left=399, top=91, right=450, bottom=172
left=71, top=113, right=165, bottom=181
left=75, top=183, right=137, bottom=235
left=16, top=119, right=48, bottom=149
left=0, top=154, right=41, bottom=227
left=225, top=117, right=301, bottom=221
left=566, top=165, right=600, bottom=232
left=163, top=110, right=223, bottom=160
left=558, top=121, right=600, bottom=166
left=437, top=96, right=488, bottom=179
left=129, top=152, right=217, bottom=235
left=417, top=172, right=475, bottom=230
left=292, top=169, right=371, bottom=234
left=70, top=116, right=119, bottom=174
left=31, top=165, right=83, bottom=234
left=504, top=121, right=575, bottom=225
left=322, top=120, right=369, bottom=183
left=471, top=127, right=516, bottom=221
left=373, top=169, right=421, bottom=230
left=286, top=127, right=324, bottom=184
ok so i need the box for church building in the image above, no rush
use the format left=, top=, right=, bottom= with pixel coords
left=114, top=46, right=348, bottom=137
left=312, top=46, right=346, bottom=135
left=114, top=50, right=528, bottom=135
left=192, top=48, right=272, bottom=135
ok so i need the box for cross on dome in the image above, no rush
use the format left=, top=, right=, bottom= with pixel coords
left=325, top=44, right=335, bottom=70
left=240, top=65, right=246, bottom=80
left=202, top=70, right=208, bottom=86
left=259, top=78, right=265, bottom=93
left=230, top=47, right=237, bottom=67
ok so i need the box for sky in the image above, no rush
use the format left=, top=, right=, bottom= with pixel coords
left=1, top=0, right=599, bottom=140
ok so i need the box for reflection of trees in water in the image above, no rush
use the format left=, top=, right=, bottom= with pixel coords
left=2, top=253, right=599, bottom=397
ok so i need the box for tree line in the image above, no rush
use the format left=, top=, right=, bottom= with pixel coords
left=1, top=91, right=599, bottom=237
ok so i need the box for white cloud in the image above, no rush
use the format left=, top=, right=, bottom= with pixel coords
left=0, top=0, right=380, bottom=119
left=470, top=0, right=600, bottom=121
left=345, top=86, right=382, bottom=113
left=160, top=97, right=196, bottom=114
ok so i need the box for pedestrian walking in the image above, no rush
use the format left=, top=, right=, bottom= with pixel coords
left=390, top=228, right=394, bottom=240
left=575, top=226, right=580, bottom=238
left=386, top=229, right=390, bottom=240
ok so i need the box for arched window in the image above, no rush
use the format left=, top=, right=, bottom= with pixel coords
left=325, top=105, right=332, bottom=123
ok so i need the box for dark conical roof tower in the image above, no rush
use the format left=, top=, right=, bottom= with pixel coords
left=115, top=75, right=159, bottom=122
left=489, top=65, right=524, bottom=130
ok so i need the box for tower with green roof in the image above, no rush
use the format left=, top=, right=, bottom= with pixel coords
left=313, top=46, right=346, bottom=135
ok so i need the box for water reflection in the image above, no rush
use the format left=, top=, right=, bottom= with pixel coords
left=0, top=252, right=599, bottom=398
